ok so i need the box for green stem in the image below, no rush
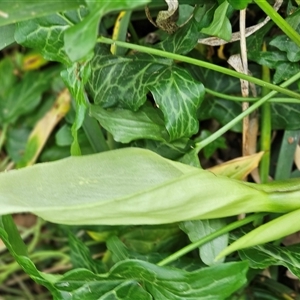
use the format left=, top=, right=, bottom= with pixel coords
left=98, top=36, right=300, bottom=100
left=205, top=88, right=300, bottom=104
left=157, top=213, right=267, bottom=266
left=27, top=218, right=44, bottom=254
left=196, top=71, right=300, bottom=151
left=254, top=0, right=300, bottom=48
left=259, top=45, right=271, bottom=183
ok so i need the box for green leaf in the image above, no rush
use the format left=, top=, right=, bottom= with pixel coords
left=87, top=48, right=168, bottom=109
left=217, top=208, right=300, bottom=259
left=121, top=224, right=181, bottom=254
left=0, top=56, right=17, bottom=100
left=270, top=35, right=300, bottom=62
left=5, top=127, right=30, bottom=163
left=55, top=268, right=152, bottom=299
left=273, top=61, right=300, bottom=84
left=15, top=9, right=88, bottom=65
left=0, top=147, right=297, bottom=226
left=149, top=66, right=205, bottom=140
left=0, top=215, right=61, bottom=296
left=0, top=0, right=84, bottom=26
left=0, top=67, right=61, bottom=124
left=133, top=138, right=193, bottom=160
left=107, top=236, right=129, bottom=263
left=0, top=24, right=15, bottom=50
left=64, top=0, right=151, bottom=62
left=90, top=104, right=169, bottom=143
left=61, top=61, right=91, bottom=155
left=55, top=259, right=248, bottom=299
left=239, top=243, right=300, bottom=279
left=88, top=48, right=205, bottom=140
left=199, top=98, right=242, bottom=133
left=271, top=103, right=300, bottom=130
left=227, top=0, right=251, bottom=9
left=248, top=50, right=287, bottom=70
left=248, top=50, right=300, bottom=84
left=180, top=219, right=228, bottom=265
left=68, top=232, right=106, bottom=273
left=201, top=1, right=232, bottom=42
left=197, top=130, right=227, bottom=159
left=157, top=17, right=199, bottom=55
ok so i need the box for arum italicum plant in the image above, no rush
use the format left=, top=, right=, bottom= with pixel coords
left=1, top=146, right=300, bottom=260
left=2, top=2, right=300, bottom=296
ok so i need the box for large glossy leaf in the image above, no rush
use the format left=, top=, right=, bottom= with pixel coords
left=239, top=243, right=300, bottom=279
left=0, top=0, right=84, bottom=26
left=88, top=48, right=205, bottom=140
left=15, top=9, right=88, bottom=65
left=2, top=147, right=300, bottom=226
left=54, top=259, right=248, bottom=299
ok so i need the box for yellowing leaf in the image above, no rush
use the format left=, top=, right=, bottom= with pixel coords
left=22, top=52, right=48, bottom=71
left=17, top=89, right=71, bottom=168
left=208, top=152, right=264, bottom=180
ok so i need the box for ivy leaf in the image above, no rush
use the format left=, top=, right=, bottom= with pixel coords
left=64, top=0, right=151, bottom=62
left=68, top=233, right=106, bottom=273
left=15, top=9, right=88, bottom=65
left=88, top=48, right=205, bottom=140
left=247, top=50, right=300, bottom=84
left=54, top=259, right=248, bottom=299
left=157, top=18, right=199, bottom=55
left=201, top=1, right=232, bottom=42
left=270, top=35, right=300, bottom=62
left=239, top=243, right=300, bottom=278
left=271, top=103, right=300, bottom=130
left=148, top=66, right=204, bottom=140
left=90, top=104, right=169, bottom=143
left=0, top=0, right=84, bottom=26
left=198, top=98, right=242, bottom=133
left=273, top=61, right=300, bottom=84
left=87, top=49, right=168, bottom=110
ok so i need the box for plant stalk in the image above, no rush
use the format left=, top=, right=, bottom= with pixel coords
left=196, top=71, right=300, bottom=151
left=259, top=43, right=272, bottom=183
